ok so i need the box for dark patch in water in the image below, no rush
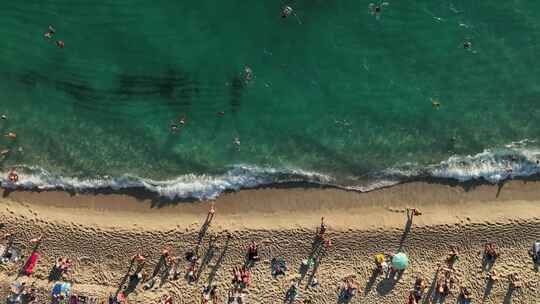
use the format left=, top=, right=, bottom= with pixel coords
left=17, top=71, right=49, bottom=88
left=55, top=79, right=97, bottom=101
left=114, top=68, right=199, bottom=108
left=229, top=75, right=244, bottom=112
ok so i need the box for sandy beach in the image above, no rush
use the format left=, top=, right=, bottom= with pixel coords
left=0, top=180, right=539, bottom=303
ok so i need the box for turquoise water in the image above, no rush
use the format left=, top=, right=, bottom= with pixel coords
left=1, top=1, right=540, bottom=198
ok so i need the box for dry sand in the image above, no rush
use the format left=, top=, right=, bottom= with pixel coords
left=0, top=180, right=539, bottom=303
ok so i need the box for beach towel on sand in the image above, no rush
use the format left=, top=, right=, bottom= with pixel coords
left=23, top=251, right=40, bottom=275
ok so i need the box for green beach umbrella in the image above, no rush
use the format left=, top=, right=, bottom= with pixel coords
left=391, top=252, right=409, bottom=270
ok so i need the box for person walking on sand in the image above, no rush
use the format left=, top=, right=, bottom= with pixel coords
left=484, top=242, right=499, bottom=262
left=132, top=253, right=146, bottom=266
left=247, top=240, right=259, bottom=262
left=407, top=207, right=422, bottom=218
left=208, top=202, right=216, bottom=222
left=446, top=246, right=460, bottom=267
left=318, top=217, right=327, bottom=238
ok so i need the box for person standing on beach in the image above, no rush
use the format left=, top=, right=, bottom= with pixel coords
left=208, top=202, right=216, bottom=222
left=318, top=217, right=327, bottom=237
left=406, top=207, right=422, bottom=223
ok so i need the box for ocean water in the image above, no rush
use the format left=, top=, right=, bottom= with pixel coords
left=1, top=0, right=540, bottom=199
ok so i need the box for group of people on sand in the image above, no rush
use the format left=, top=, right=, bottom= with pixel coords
left=2, top=201, right=538, bottom=304
left=400, top=205, right=537, bottom=304
left=337, top=276, right=359, bottom=302
left=373, top=252, right=403, bottom=279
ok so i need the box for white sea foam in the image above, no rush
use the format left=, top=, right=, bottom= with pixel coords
left=2, top=143, right=540, bottom=200
left=1, top=165, right=334, bottom=200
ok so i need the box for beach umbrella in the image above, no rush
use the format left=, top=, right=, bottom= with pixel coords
left=391, top=252, right=409, bottom=270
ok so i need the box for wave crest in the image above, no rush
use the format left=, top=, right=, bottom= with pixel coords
left=2, top=142, right=540, bottom=200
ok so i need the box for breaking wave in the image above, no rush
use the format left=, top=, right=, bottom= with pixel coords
left=2, top=141, right=540, bottom=200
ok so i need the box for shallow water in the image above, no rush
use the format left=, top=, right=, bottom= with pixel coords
left=1, top=1, right=540, bottom=198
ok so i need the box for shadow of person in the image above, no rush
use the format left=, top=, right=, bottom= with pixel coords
left=114, top=259, right=136, bottom=297
left=482, top=279, right=495, bottom=302
left=375, top=271, right=402, bottom=296
left=363, top=268, right=379, bottom=296
left=502, top=285, right=515, bottom=304
left=422, top=268, right=440, bottom=304
left=196, top=240, right=216, bottom=281
left=305, top=255, right=322, bottom=289
left=197, top=212, right=214, bottom=246
left=47, top=264, right=63, bottom=282
left=208, top=234, right=231, bottom=285
left=496, top=181, right=504, bottom=198
left=337, top=289, right=354, bottom=304
left=398, top=209, right=413, bottom=252
left=481, top=251, right=497, bottom=271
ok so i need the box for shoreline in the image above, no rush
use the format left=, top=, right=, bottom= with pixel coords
left=0, top=180, right=539, bottom=303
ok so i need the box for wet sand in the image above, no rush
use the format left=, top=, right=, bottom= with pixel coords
left=0, top=180, right=539, bottom=303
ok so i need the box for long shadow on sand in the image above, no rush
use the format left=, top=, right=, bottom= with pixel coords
left=208, top=235, right=231, bottom=285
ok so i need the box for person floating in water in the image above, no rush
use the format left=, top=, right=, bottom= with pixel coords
left=1, top=114, right=6, bottom=120
left=44, top=25, right=55, bottom=39
left=7, top=169, right=18, bottom=183
left=4, top=132, right=16, bottom=140
left=179, top=116, right=186, bottom=126
left=170, top=123, right=180, bottom=134
left=170, top=116, right=187, bottom=133
left=281, top=6, right=293, bottom=18
left=369, top=2, right=389, bottom=18
left=244, top=66, right=253, bottom=83
left=56, top=40, right=65, bottom=48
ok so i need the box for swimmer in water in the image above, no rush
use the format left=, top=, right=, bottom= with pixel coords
left=217, top=111, right=225, bottom=116
left=281, top=6, right=293, bottom=18
left=44, top=25, right=55, bottom=39
left=431, top=99, right=441, bottom=108
left=170, top=123, right=180, bottom=133
left=244, top=66, right=253, bottom=83
left=1, top=114, right=6, bottom=120
left=178, top=116, right=186, bottom=126
left=233, top=137, right=241, bottom=146
left=369, top=2, right=389, bottom=18
left=56, top=40, right=65, bottom=48
left=7, top=169, right=18, bottom=183
left=463, top=40, right=472, bottom=49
